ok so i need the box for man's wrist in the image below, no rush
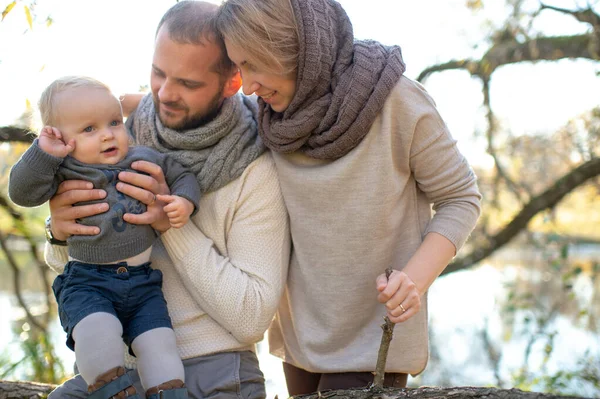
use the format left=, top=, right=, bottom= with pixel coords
left=44, top=216, right=68, bottom=246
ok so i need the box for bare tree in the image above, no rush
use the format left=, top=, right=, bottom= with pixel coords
left=415, top=3, right=600, bottom=274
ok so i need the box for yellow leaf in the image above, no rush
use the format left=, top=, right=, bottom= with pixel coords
left=25, top=98, right=31, bottom=109
left=466, top=0, right=483, bottom=11
left=46, top=16, right=53, bottom=27
left=1, top=1, right=16, bottom=21
left=24, top=5, right=32, bottom=30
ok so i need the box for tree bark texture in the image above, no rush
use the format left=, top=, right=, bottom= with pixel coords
left=292, top=386, right=592, bottom=399
left=0, top=381, right=593, bottom=399
left=0, top=380, right=55, bottom=399
left=417, top=34, right=600, bottom=82
left=373, top=268, right=395, bottom=387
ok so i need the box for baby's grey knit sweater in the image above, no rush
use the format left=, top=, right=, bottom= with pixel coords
left=9, top=140, right=200, bottom=263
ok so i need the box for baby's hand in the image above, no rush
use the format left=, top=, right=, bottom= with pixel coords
left=156, top=194, right=195, bottom=229
left=38, top=126, right=75, bottom=158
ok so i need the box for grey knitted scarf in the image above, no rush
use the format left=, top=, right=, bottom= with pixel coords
left=129, top=93, right=265, bottom=193
left=259, top=0, right=406, bottom=160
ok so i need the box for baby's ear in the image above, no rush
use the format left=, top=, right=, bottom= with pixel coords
left=223, top=69, right=242, bottom=98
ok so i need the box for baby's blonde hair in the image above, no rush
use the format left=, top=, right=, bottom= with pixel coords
left=38, top=76, right=115, bottom=126
left=216, top=0, right=299, bottom=75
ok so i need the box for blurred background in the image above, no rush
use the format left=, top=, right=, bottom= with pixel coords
left=0, top=0, right=599, bottom=398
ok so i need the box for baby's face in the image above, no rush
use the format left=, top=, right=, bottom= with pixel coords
left=54, top=87, right=129, bottom=165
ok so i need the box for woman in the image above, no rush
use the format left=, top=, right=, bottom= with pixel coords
left=217, top=0, right=482, bottom=394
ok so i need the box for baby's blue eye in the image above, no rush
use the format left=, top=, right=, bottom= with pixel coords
left=110, top=120, right=121, bottom=126
left=83, top=126, right=93, bottom=133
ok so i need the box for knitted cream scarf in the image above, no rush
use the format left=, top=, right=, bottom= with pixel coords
left=129, top=93, right=265, bottom=193
left=259, top=0, right=406, bottom=160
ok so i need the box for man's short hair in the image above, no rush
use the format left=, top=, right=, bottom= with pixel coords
left=156, top=1, right=234, bottom=76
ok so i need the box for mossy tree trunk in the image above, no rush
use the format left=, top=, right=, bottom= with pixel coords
left=1, top=381, right=589, bottom=399
left=292, top=386, right=590, bottom=399
left=0, top=380, right=55, bottom=399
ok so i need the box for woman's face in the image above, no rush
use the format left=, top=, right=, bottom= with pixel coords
left=225, top=39, right=297, bottom=113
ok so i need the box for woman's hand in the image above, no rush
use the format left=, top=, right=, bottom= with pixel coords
left=376, top=233, right=457, bottom=323
left=49, top=180, right=108, bottom=241
left=376, top=270, right=422, bottom=323
left=117, top=160, right=171, bottom=233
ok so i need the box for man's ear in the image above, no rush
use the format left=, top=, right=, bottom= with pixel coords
left=222, top=69, right=242, bottom=98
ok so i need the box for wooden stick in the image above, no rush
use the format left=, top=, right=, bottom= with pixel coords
left=372, top=267, right=395, bottom=388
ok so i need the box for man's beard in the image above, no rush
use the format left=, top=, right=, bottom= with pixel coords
left=153, top=89, right=223, bottom=131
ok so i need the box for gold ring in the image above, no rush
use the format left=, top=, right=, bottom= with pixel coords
left=149, top=194, right=156, bottom=205
left=400, top=304, right=406, bottom=313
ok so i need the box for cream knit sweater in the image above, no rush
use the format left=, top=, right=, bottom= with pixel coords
left=268, top=76, right=482, bottom=375
left=45, top=153, right=291, bottom=363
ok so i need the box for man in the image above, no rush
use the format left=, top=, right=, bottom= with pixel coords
left=44, top=2, right=290, bottom=398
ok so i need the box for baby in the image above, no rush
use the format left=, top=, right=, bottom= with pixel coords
left=8, top=76, right=200, bottom=399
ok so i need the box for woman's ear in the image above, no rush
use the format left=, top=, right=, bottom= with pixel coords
left=222, top=69, right=242, bottom=98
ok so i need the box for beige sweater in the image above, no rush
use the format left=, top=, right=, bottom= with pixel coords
left=268, top=76, right=482, bottom=375
left=45, top=153, right=291, bottom=363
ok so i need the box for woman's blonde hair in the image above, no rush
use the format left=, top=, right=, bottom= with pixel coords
left=38, top=76, right=114, bottom=126
left=216, top=0, right=300, bottom=75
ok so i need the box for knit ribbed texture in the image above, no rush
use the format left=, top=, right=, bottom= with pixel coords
left=129, top=93, right=265, bottom=193
left=45, top=153, right=290, bottom=364
left=13, top=143, right=200, bottom=264
left=259, top=0, right=406, bottom=159
left=267, top=77, right=482, bottom=375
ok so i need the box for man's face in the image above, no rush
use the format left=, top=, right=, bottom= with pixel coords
left=151, top=26, right=226, bottom=130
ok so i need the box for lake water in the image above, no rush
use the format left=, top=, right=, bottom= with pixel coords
left=1, top=243, right=599, bottom=399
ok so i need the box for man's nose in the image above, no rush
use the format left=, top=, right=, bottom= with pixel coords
left=158, top=79, right=178, bottom=103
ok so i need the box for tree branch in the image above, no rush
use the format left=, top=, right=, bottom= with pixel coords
left=0, top=195, right=50, bottom=331
left=480, top=319, right=504, bottom=387
left=418, top=34, right=599, bottom=82
left=540, top=4, right=600, bottom=31
left=417, top=59, right=479, bottom=83
left=0, top=126, right=35, bottom=144
left=0, top=230, right=46, bottom=332
left=1, top=195, right=52, bottom=325
left=373, top=268, right=395, bottom=388
left=481, top=77, right=527, bottom=205
left=445, top=157, right=600, bottom=274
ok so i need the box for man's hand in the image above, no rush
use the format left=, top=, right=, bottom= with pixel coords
left=49, top=180, right=108, bottom=241
left=117, top=160, right=171, bottom=232
left=119, top=93, right=145, bottom=117
left=157, top=195, right=194, bottom=229
left=38, top=126, right=75, bottom=158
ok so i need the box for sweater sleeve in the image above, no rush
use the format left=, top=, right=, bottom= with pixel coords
left=8, top=140, right=63, bottom=207
left=161, top=154, right=201, bottom=216
left=160, top=155, right=290, bottom=344
left=407, top=82, right=482, bottom=251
